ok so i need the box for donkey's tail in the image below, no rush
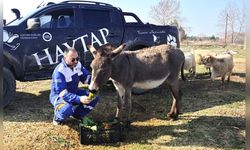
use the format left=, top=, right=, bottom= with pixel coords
left=181, top=61, right=186, bottom=81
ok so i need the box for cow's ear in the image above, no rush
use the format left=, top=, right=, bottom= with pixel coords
left=110, top=44, right=126, bottom=58
left=207, top=55, right=213, bottom=62
left=87, top=45, right=97, bottom=58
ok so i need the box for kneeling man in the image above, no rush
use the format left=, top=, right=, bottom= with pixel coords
left=49, top=48, right=99, bottom=125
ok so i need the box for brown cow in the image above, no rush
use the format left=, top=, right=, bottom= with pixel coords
left=88, top=44, right=185, bottom=124
left=201, top=50, right=236, bottom=89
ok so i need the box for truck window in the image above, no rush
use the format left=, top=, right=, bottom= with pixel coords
left=123, top=12, right=143, bottom=25
left=40, top=15, right=52, bottom=28
left=80, top=9, right=111, bottom=27
left=39, top=8, right=74, bottom=28
left=124, top=15, right=138, bottom=23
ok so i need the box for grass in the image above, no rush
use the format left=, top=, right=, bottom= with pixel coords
left=3, top=44, right=245, bottom=150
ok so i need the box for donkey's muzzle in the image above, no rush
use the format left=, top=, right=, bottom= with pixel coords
left=88, top=89, right=98, bottom=94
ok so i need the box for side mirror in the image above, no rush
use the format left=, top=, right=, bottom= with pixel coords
left=3, top=19, right=6, bottom=26
left=26, top=18, right=40, bottom=30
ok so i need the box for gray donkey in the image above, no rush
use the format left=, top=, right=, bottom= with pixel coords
left=88, top=44, right=185, bottom=124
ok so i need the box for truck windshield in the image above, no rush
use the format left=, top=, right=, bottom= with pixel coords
left=8, top=6, right=44, bottom=26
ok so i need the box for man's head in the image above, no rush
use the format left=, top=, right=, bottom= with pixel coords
left=64, top=48, right=79, bottom=68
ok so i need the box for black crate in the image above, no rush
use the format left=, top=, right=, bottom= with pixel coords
left=80, top=122, right=124, bottom=144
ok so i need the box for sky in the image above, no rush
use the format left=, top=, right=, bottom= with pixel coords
left=3, top=0, right=245, bottom=37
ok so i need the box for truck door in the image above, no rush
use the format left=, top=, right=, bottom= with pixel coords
left=21, top=6, right=77, bottom=79
left=76, top=6, right=123, bottom=69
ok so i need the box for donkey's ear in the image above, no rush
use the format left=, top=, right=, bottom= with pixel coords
left=110, top=43, right=126, bottom=58
left=87, top=45, right=97, bottom=58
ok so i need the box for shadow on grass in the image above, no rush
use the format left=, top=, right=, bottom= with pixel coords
left=3, top=90, right=54, bottom=123
left=66, top=116, right=245, bottom=149
left=127, top=73, right=245, bottom=122
left=124, top=116, right=245, bottom=149
left=3, top=73, right=245, bottom=149
left=232, top=72, right=246, bottom=78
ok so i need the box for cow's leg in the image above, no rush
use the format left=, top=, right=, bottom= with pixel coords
left=193, top=66, right=196, bottom=77
left=167, top=80, right=181, bottom=120
left=221, top=75, right=226, bottom=90
left=209, top=69, right=216, bottom=89
left=208, top=67, right=211, bottom=77
left=112, top=81, right=125, bottom=120
left=188, top=68, right=192, bottom=77
left=227, top=71, right=232, bottom=82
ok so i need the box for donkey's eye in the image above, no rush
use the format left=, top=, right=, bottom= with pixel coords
left=98, top=64, right=103, bottom=69
left=99, top=70, right=105, bottom=74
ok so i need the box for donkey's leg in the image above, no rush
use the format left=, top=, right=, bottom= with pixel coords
left=124, top=89, right=132, bottom=125
left=112, top=81, right=125, bottom=120
left=116, top=94, right=122, bottom=119
left=167, top=80, right=181, bottom=120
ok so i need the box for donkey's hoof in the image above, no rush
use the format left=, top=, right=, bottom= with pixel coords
left=122, top=120, right=132, bottom=130
left=167, top=113, right=178, bottom=120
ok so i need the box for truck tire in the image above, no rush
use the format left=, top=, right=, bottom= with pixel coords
left=3, top=67, right=16, bottom=108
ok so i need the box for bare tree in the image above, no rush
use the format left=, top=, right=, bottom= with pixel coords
left=170, top=19, right=186, bottom=41
left=218, top=1, right=245, bottom=44
left=234, top=3, right=246, bottom=44
left=149, top=0, right=181, bottom=25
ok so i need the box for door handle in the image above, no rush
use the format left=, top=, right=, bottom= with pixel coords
left=108, top=32, right=116, bottom=37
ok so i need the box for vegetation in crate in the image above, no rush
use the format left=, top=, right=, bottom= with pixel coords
left=80, top=117, right=98, bottom=131
left=79, top=117, right=120, bottom=131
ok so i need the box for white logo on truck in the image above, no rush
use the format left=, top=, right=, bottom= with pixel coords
left=3, top=30, right=20, bottom=50
left=167, top=34, right=177, bottom=47
left=43, top=32, right=52, bottom=42
left=32, top=28, right=109, bottom=67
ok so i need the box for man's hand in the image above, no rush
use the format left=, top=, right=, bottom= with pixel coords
left=82, top=84, right=89, bottom=90
left=80, top=96, right=91, bottom=104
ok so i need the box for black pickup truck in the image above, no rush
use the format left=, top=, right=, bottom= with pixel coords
left=3, top=0, right=180, bottom=107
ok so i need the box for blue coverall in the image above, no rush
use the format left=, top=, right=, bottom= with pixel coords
left=49, top=58, right=99, bottom=122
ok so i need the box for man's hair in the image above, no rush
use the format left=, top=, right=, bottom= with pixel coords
left=64, top=48, right=77, bottom=55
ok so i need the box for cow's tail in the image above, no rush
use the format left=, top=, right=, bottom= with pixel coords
left=181, top=61, right=186, bottom=81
